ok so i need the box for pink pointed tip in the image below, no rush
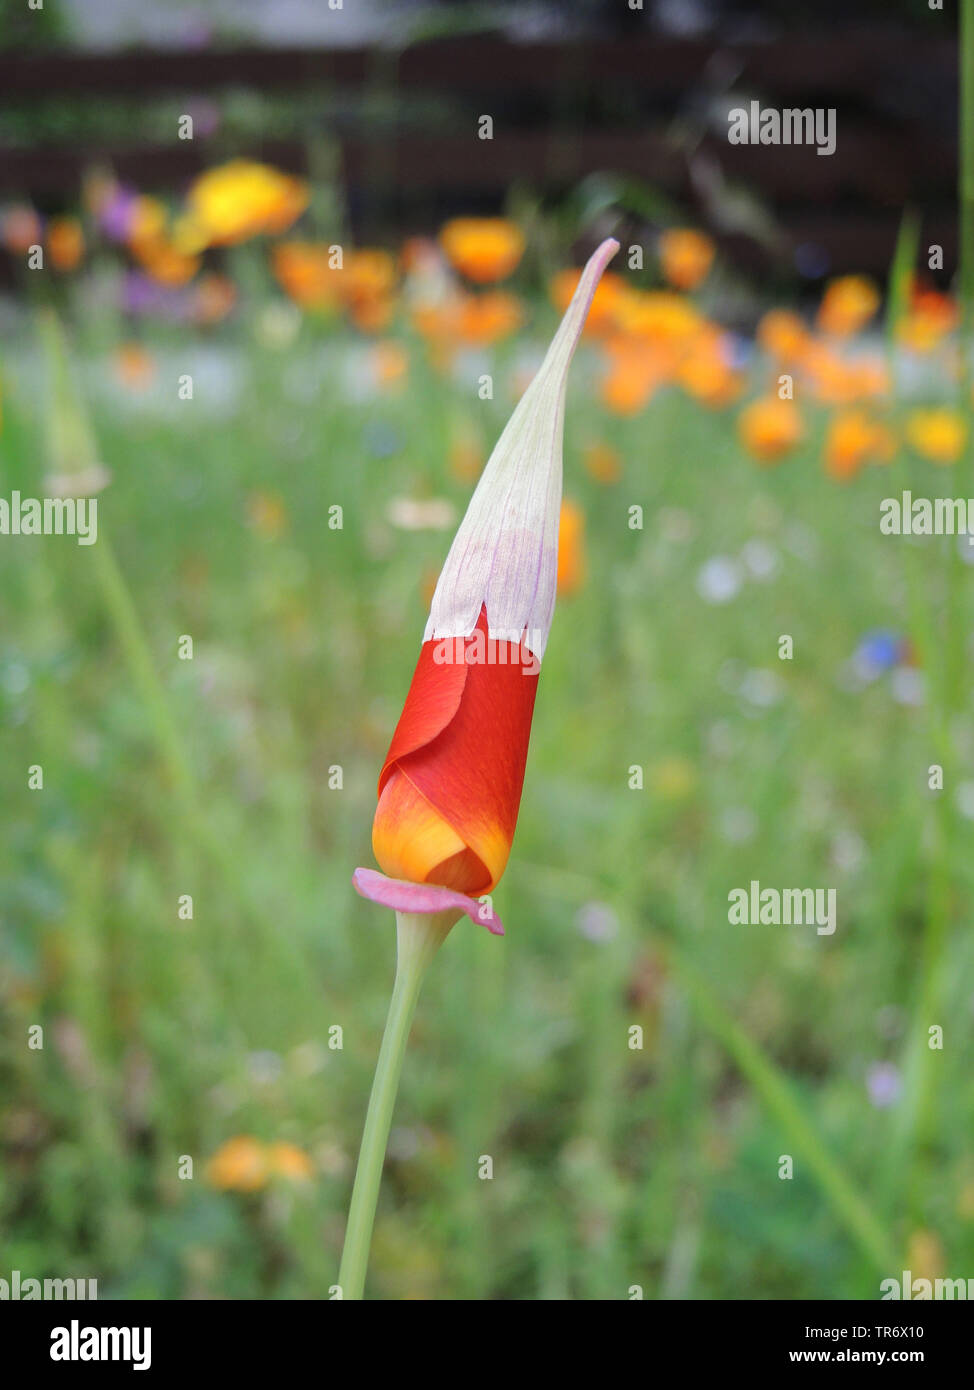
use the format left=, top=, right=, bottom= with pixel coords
left=589, top=236, right=621, bottom=277
left=352, top=867, right=505, bottom=936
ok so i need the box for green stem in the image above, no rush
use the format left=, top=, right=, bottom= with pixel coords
left=338, top=910, right=456, bottom=1299
left=671, top=949, right=898, bottom=1275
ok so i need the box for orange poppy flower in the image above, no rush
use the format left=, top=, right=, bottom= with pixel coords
left=659, top=228, right=715, bottom=291
left=817, top=275, right=880, bottom=338
left=600, top=337, right=669, bottom=415
left=271, top=241, right=341, bottom=310
left=113, top=342, right=156, bottom=391
left=757, top=308, right=811, bottom=363
left=824, top=410, right=895, bottom=481
left=550, top=267, right=625, bottom=337
left=361, top=239, right=620, bottom=920
left=583, top=441, right=622, bottom=485
left=556, top=499, right=586, bottom=596
left=47, top=216, right=84, bottom=272
left=131, top=237, right=200, bottom=287
left=439, top=217, right=525, bottom=284
left=897, top=286, right=958, bottom=353
left=206, top=1137, right=267, bottom=1192
left=738, top=396, right=803, bottom=462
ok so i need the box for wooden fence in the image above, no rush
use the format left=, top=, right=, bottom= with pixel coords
left=0, top=32, right=958, bottom=277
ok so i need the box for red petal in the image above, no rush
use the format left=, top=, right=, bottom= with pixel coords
left=378, top=639, right=468, bottom=797
left=394, top=625, right=539, bottom=889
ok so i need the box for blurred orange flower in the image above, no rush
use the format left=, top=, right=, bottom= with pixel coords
left=272, top=241, right=341, bottom=310
left=757, top=308, right=810, bottom=363
left=415, top=290, right=523, bottom=350
left=738, top=396, right=803, bottom=462
left=206, top=1136, right=267, bottom=1192
left=439, top=217, right=525, bottom=283
left=897, top=286, right=958, bottom=353
left=182, top=160, right=309, bottom=249
left=127, top=195, right=168, bottom=254
left=803, top=342, right=887, bottom=406
left=191, top=272, right=237, bottom=325
left=550, top=267, right=625, bottom=336
left=824, top=409, right=895, bottom=481
left=583, top=441, right=622, bottom=484
left=206, top=1135, right=315, bottom=1191
left=557, top=499, right=586, bottom=596
left=678, top=330, right=743, bottom=408
left=906, top=407, right=967, bottom=464
left=817, top=275, right=880, bottom=338
left=47, top=216, right=84, bottom=272
left=371, top=340, right=409, bottom=389
left=659, top=228, right=715, bottom=291
left=113, top=342, right=156, bottom=391
left=342, top=249, right=398, bottom=334
left=266, top=1141, right=315, bottom=1182
left=600, top=338, right=666, bottom=415
left=618, top=288, right=699, bottom=341
left=132, top=238, right=200, bottom=287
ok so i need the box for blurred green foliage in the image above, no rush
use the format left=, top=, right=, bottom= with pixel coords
left=0, top=259, right=971, bottom=1298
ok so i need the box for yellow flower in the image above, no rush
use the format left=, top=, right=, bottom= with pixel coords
left=206, top=1136, right=267, bottom=1192
left=817, top=275, right=880, bottom=338
left=738, top=396, right=803, bottom=463
left=906, top=407, right=967, bottom=464
left=439, top=217, right=525, bottom=284
left=659, top=228, right=714, bottom=291
left=183, top=160, right=309, bottom=249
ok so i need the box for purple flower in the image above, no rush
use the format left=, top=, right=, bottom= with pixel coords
left=98, top=185, right=140, bottom=244
left=866, top=1061, right=902, bottom=1109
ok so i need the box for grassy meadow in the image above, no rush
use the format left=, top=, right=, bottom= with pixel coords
left=1, top=219, right=973, bottom=1301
